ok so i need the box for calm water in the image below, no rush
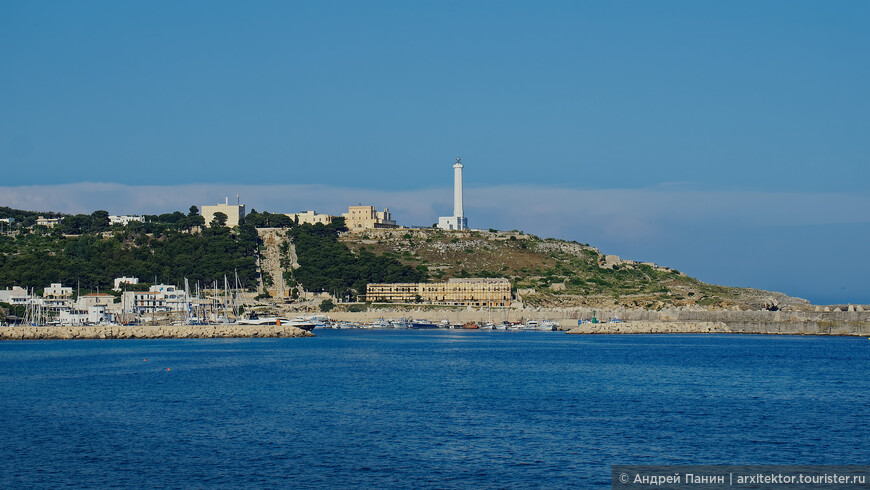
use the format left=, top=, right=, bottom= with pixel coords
left=1, top=331, right=868, bottom=488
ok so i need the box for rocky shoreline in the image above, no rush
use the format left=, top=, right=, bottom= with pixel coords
left=0, top=324, right=315, bottom=341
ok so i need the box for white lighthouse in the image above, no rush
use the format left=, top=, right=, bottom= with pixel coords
left=438, top=157, right=469, bottom=231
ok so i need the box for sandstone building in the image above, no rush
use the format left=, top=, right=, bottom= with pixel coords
left=366, top=278, right=511, bottom=307
left=342, top=205, right=397, bottom=230
left=202, top=198, right=246, bottom=228
left=286, top=210, right=333, bottom=225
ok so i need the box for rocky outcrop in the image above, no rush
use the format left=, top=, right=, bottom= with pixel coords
left=257, top=228, right=299, bottom=298
left=0, top=324, right=314, bottom=340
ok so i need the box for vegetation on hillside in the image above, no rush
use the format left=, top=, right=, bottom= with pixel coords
left=0, top=206, right=65, bottom=227
left=0, top=209, right=258, bottom=294
left=1, top=206, right=800, bottom=309
left=244, top=210, right=295, bottom=228
left=286, top=219, right=425, bottom=299
left=1, top=206, right=428, bottom=300
left=340, top=229, right=795, bottom=309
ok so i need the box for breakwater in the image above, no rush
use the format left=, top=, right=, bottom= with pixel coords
left=0, top=324, right=315, bottom=340
left=561, top=308, right=870, bottom=336
left=328, top=307, right=870, bottom=336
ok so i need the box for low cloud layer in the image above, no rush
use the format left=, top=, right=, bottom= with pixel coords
left=2, top=182, right=869, bottom=304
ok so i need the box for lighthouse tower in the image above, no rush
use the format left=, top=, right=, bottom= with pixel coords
left=438, top=157, right=469, bottom=231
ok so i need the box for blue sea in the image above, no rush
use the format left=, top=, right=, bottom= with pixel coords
left=1, top=331, right=868, bottom=488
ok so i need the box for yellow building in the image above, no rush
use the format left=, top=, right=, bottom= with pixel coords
left=201, top=198, right=246, bottom=228
left=342, top=205, right=397, bottom=230
left=366, top=278, right=511, bottom=307
left=286, top=211, right=333, bottom=225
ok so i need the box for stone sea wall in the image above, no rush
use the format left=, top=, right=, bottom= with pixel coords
left=0, top=324, right=315, bottom=341
left=329, top=307, right=870, bottom=336
left=567, top=320, right=870, bottom=336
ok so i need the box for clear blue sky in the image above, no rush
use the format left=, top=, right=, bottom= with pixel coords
left=2, top=1, right=869, bottom=304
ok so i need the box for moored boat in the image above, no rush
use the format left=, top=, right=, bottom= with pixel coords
left=411, top=319, right=439, bottom=329
left=237, top=313, right=316, bottom=331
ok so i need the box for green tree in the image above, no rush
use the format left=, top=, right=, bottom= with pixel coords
left=89, top=210, right=110, bottom=233
left=210, top=212, right=228, bottom=228
left=319, top=299, right=335, bottom=312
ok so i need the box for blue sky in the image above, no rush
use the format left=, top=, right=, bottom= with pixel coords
left=2, top=1, right=868, bottom=304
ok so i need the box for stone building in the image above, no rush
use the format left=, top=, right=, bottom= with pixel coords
left=286, top=211, right=333, bottom=225
left=201, top=197, right=246, bottom=228
left=342, top=205, right=397, bottom=230
left=366, top=278, right=511, bottom=307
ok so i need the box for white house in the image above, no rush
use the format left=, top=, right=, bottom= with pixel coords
left=0, top=286, right=30, bottom=305
left=109, top=215, right=145, bottom=226
left=75, top=293, right=116, bottom=311
left=122, top=284, right=187, bottom=314
left=113, top=276, right=139, bottom=291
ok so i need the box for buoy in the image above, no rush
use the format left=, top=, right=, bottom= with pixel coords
left=166, top=368, right=171, bottom=371
left=143, top=359, right=147, bottom=361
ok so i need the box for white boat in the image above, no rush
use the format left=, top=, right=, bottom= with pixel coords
left=237, top=313, right=316, bottom=331
left=236, top=314, right=282, bottom=325
left=391, top=318, right=411, bottom=329
left=538, top=320, right=558, bottom=331
left=370, top=319, right=392, bottom=328
left=285, top=317, right=318, bottom=331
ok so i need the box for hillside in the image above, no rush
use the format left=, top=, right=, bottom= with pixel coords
left=0, top=213, right=259, bottom=294
left=0, top=204, right=810, bottom=311
left=339, top=228, right=809, bottom=310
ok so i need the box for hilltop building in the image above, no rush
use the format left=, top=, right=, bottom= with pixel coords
left=36, top=216, right=61, bottom=228
left=286, top=211, right=334, bottom=225
left=438, top=157, right=468, bottom=231
left=201, top=197, right=246, bottom=228
left=366, top=278, right=511, bottom=307
left=342, top=205, right=397, bottom=230
left=109, top=215, right=144, bottom=226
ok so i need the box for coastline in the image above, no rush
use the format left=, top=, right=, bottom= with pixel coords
left=4, top=308, right=870, bottom=339
left=0, top=324, right=315, bottom=341
left=564, top=320, right=870, bottom=336
left=327, top=307, right=870, bottom=337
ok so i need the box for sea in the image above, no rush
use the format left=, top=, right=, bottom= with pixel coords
left=1, top=330, right=868, bottom=488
